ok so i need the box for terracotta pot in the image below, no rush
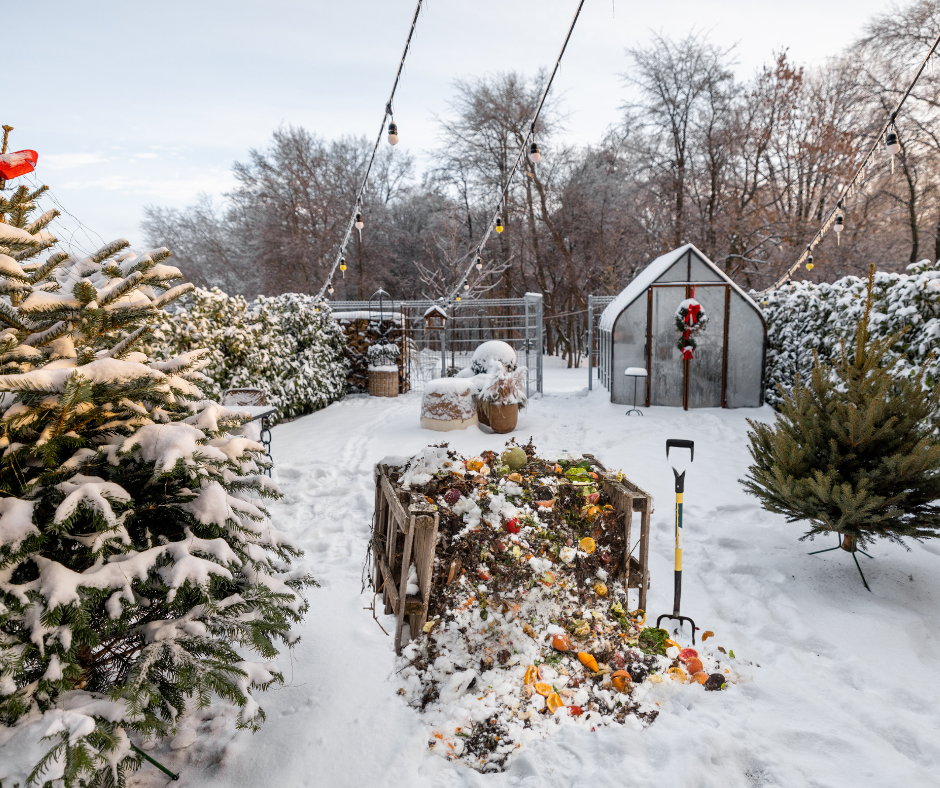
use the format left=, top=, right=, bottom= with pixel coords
left=479, top=402, right=518, bottom=433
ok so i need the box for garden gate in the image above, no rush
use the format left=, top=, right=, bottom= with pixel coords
left=331, top=293, right=543, bottom=397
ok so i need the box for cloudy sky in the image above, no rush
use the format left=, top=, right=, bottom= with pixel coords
left=6, top=0, right=890, bottom=253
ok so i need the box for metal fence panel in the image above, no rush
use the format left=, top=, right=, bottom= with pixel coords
left=330, top=296, right=543, bottom=395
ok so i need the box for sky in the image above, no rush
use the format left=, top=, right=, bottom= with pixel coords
left=5, top=0, right=892, bottom=253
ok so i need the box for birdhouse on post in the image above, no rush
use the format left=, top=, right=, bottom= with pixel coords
left=424, top=304, right=448, bottom=331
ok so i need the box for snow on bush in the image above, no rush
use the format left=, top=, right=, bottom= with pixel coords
left=761, top=259, right=940, bottom=407
left=147, top=287, right=348, bottom=422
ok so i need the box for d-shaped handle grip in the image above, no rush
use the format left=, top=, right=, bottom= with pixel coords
left=666, top=439, right=694, bottom=462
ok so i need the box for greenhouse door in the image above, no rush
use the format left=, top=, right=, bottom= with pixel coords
left=647, top=283, right=728, bottom=410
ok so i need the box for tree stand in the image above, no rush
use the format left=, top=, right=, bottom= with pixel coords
left=808, top=534, right=874, bottom=592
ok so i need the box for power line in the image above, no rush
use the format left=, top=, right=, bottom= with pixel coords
left=446, top=0, right=586, bottom=304
left=314, top=0, right=425, bottom=303
left=767, top=30, right=940, bottom=293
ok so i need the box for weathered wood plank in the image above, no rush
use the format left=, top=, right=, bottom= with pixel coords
left=394, top=517, right=415, bottom=654
left=638, top=497, right=652, bottom=611
left=377, top=555, right=399, bottom=613
left=381, top=474, right=409, bottom=533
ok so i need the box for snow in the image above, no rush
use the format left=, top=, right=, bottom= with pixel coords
left=112, top=361, right=940, bottom=787
left=0, top=496, right=37, bottom=550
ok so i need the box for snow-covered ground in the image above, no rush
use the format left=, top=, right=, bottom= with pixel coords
left=139, top=358, right=940, bottom=788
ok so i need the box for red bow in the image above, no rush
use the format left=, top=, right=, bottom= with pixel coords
left=684, top=301, right=702, bottom=325
left=0, top=150, right=38, bottom=180
left=681, top=346, right=694, bottom=361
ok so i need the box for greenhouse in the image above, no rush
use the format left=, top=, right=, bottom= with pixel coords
left=597, top=244, right=766, bottom=409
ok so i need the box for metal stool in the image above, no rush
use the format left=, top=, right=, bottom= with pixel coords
left=624, top=367, right=648, bottom=416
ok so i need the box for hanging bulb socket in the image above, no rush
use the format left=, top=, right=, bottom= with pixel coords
left=528, top=141, right=541, bottom=164
left=496, top=216, right=504, bottom=234
left=355, top=212, right=364, bottom=230
left=886, top=130, right=901, bottom=156
left=388, top=122, right=399, bottom=146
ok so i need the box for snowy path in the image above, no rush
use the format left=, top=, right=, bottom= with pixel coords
left=142, top=363, right=940, bottom=788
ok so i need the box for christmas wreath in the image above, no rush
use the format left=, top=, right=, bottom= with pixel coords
left=675, top=288, right=708, bottom=360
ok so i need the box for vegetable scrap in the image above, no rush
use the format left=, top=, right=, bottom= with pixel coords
left=389, top=441, right=738, bottom=772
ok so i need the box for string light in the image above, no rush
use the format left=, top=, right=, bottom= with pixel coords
left=475, top=256, right=482, bottom=271
left=528, top=139, right=541, bottom=164
left=885, top=128, right=901, bottom=156
left=805, top=247, right=814, bottom=271
left=328, top=283, right=334, bottom=295
left=834, top=209, right=844, bottom=245
left=464, top=282, right=470, bottom=291
left=313, top=0, right=424, bottom=303
left=445, top=0, right=586, bottom=303
left=764, top=28, right=940, bottom=293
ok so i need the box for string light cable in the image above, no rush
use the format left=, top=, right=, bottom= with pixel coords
left=314, top=0, right=425, bottom=303
left=446, top=0, right=586, bottom=304
left=767, top=29, right=940, bottom=292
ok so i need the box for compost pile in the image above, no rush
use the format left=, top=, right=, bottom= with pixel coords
left=389, top=441, right=738, bottom=772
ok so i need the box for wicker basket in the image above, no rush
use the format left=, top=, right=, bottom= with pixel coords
left=369, top=368, right=399, bottom=397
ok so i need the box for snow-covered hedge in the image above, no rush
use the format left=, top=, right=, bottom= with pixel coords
left=761, top=260, right=940, bottom=407
left=146, top=288, right=348, bottom=421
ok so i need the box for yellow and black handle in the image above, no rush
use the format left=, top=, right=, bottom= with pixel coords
left=657, top=439, right=697, bottom=642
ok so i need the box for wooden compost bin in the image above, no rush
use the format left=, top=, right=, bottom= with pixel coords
left=372, top=455, right=652, bottom=655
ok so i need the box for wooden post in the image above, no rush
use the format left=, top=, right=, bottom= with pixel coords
left=394, top=516, right=415, bottom=655
left=638, top=496, right=652, bottom=612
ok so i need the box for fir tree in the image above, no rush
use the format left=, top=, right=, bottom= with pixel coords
left=742, top=267, right=940, bottom=551
left=0, top=187, right=313, bottom=786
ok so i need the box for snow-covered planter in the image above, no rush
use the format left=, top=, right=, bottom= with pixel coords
left=420, top=379, right=478, bottom=431
left=760, top=259, right=940, bottom=407
left=147, top=288, right=348, bottom=422
left=367, top=343, right=400, bottom=398
left=461, top=341, right=527, bottom=433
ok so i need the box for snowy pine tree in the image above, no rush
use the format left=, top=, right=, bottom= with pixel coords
left=0, top=189, right=312, bottom=786
left=743, top=268, right=940, bottom=551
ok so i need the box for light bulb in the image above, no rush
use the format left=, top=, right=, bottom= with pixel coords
left=456, top=295, right=461, bottom=302
left=806, top=262, right=814, bottom=271
left=886, top=131, right=900, bottom=156
left=388, top=122, right=398, bottom=145
left=496, top=217, right=503, bottom=234
left=528, top=142, right=541, bottom=164
left=475, top=257, right=482, bottom=271
left=340, top=256, right=347, bottom=272
left=328, top=284, right=334, bottom=294
left=355, top=212, right=363, bottom=230
left=464, top=282, right=470, bottom=291
left=834, top=214, right=844, bottom=234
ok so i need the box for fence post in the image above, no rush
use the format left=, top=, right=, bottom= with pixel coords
left=523, top=293, right=543, bottom=395
left=588, top=295, right=594, bottom=391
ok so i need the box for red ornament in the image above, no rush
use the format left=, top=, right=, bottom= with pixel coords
left=681, top=346, right=695, bottom=361
left=0, top=150, right=38, bottom=180
left=504, top=518, right=521, bottom=534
